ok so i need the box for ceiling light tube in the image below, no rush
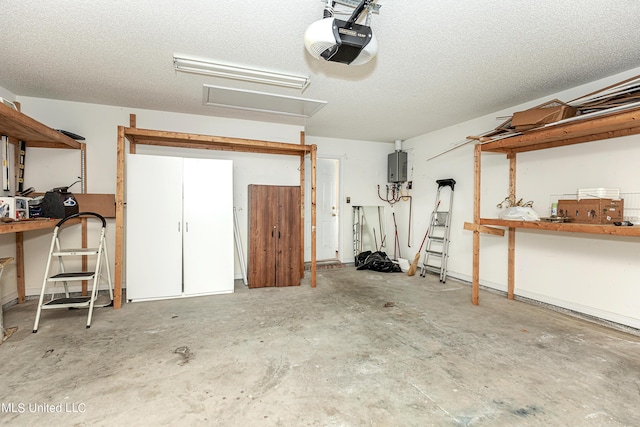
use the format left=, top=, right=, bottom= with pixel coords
left=173, top=55, right=310, bottom=90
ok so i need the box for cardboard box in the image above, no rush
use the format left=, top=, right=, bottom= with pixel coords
left=558, top=199, right=579, bottom=221
left=0, top=196, right=30, bottom=219
left=577, top=199, right=602, bottom=224
left=512, top=104, right=577, bottom=131
left=594, top=198, right=624, bottom=224
left=558, top=198, right=623, bottom=224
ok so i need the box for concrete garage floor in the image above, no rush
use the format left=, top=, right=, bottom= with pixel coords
left=1, top=268, right=640, bottom=426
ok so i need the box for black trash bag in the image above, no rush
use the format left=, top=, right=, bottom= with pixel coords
left=355, top=250, right=372, bottom=268
left=356, top=251, right=402, bottom=273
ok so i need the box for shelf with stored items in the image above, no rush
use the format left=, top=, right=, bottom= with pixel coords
left=0, top=102, right=82, bottom=149
left=465, top=106, right=640, bottom=305
left=0, top=101, right=86, bottom=304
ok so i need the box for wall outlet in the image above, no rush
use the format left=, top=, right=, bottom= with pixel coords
left=346, top=196, right=351, bottom=203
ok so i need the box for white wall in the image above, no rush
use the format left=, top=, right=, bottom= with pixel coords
left=0, top=87, right=16, bottom=102
left=401, top=66, right=640, bottom=329
left=305, top=136, right=394, bottom=263
left=4, top=65, right=640, bottom=330
left=0, top=97, right=390, bottom=303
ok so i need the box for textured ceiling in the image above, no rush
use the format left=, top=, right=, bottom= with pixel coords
left=1, top=1, right=640, bottom=143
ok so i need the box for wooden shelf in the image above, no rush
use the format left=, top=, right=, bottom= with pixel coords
left=470, top=103, right=640, bottom=305
left=0, top=101, right=86, bottom=305
left=479, top=218, right=640, bottom=237
left=481, top=107, right=640, bottom=154
left=0, top=103, right=81, bottom=149
left=0, top=218, right=81, bottom=234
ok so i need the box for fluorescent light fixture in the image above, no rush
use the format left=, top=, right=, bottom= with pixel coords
left=203, top=85, right=326, bottom=118
left=174, top=55, right=310, bottom=90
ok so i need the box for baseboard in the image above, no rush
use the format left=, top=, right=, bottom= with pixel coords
left=446, top=271, right=640, bottom=336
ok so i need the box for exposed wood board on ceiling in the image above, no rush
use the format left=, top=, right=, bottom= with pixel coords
left=124, top=128, right=313, bottom=155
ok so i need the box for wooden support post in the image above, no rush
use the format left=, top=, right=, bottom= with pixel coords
left=114, top=126, right=125, bottom=309
left=15, top=232, right=24, bottom=303
left=311, top=144, right=317, bottom=288
left=472, top=143, right=481, bottom=305
left=507, top=153, right=517, bottom=300
left=299, top=131, right=305, bottom=279
left=10, top=137, right=25, bottom=304
left=508, top=228, right=515, bottom=299
left=508, top=152, right=516, bottom=199
left=129, top=114, right=137, bottom=154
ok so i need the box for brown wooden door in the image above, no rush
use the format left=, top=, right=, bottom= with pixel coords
left=248, top=185, right=301, bottom=288
left=276, top=186, right=301, bottom=287
left=248, top=185, right=277, bottom=288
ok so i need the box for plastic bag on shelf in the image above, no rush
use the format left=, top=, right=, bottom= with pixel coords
left=499, top=206, right=540, bottom=221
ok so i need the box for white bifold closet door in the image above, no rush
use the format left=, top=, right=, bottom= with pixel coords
left=126, top=154, right=234, bottom=302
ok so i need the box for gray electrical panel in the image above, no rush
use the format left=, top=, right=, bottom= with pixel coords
left=388, top=151, right=407, bottom=183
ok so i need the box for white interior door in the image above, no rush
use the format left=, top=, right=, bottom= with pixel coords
left=183, top=158, right=234, bottom=295
left=305, top=158, right=340, bottom=261
left=126, top=154, right=183, bottom=301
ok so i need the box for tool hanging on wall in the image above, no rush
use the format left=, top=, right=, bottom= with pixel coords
left=17, top=140, right=25, bottom=193
left=373, top=227, right=378, bottom=251
left=392, top=212, right=401, bottom=260
left=377, top=207, right=386, bottom=250
left=1, top=135, right=8, bottom=191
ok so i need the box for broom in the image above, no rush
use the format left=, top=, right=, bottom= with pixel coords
left=408, top=200, right=440, bottom=276
left=407, top=228, right=428, bottom=276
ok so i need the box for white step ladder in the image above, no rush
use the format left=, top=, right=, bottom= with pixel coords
left=33, top=212, right=113, bottom=333
left=420, top=179, right=456, bottom=283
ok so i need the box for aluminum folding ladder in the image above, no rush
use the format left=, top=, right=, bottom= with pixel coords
left=353, top=206, right=363, bottom=261
left=420, top=178, right=456, bottom=282
left=33, top=212, right=113, bottom=333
